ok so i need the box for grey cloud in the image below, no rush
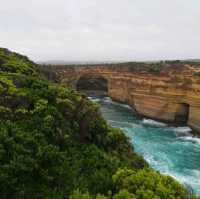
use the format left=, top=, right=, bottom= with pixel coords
left=0, top=0, right=200, bottom=62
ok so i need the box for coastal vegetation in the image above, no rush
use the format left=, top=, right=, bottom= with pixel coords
left=0, top=47, right=198, bottom=198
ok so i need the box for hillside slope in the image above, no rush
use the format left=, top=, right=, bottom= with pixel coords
left=0, top=48, right=198, bottom=198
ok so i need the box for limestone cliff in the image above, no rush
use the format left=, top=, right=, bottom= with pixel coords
left=47, top=63, right=200, bottom=134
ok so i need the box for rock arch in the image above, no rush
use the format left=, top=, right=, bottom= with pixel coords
left=76, top=75, right=108, bottom=96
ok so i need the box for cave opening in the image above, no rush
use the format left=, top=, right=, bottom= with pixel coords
left=76, top=76, right=108, bottom=96
left=175, top=103, right=190, bottom=125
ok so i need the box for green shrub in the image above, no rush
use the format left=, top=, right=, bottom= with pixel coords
left=113, top=168, right=197, bottom=199
left=0, top=48, right=198, bottom=199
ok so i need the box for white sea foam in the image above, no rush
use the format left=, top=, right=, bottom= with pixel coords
left=180, top=136, right=200, bottom=144
left=87, top=96, right=101, bottom=102
left=169, top=126, right=192, bottom=136
left=143, top=153, right=158, bottom=166
left=108, top=120, right=139, bottom=128
left=142, top=119, right=167, bottom=127
left=103, top=97, right=132, bottom=109
left=103, top=96, right=111, bottom=101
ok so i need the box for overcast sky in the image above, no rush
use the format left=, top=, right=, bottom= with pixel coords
left=0, top=0, right=200, bottom=62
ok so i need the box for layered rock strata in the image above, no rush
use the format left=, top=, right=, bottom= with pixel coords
left=50, top=64, right=200, bottom=134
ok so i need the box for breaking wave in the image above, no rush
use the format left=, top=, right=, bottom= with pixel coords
left=102, top=97, right=132, bottom=109
left=142, top=119, right=167, bottom=127
left=179, top=136, right=200, bottom=145
left=87, top=96, right=101, bottom=102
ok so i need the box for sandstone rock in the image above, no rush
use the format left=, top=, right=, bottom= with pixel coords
left=51, top=64, right=200, bottom=134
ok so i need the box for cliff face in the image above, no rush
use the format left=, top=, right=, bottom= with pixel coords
left=52, top=64, right=200, bottom=134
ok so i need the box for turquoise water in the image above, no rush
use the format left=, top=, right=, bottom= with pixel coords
left=89, top=96, right=200, bottom=196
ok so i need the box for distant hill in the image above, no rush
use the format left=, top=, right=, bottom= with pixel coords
left=38, top=60, right=122, bottom=65
left=39, top=59, right=200, bottom=66
left=185, top=59, right=200, bottom=62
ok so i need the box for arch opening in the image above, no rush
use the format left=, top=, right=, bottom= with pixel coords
left=76, top=76, right=108, bottom=97
left=175, top=103, right=190, bottom=125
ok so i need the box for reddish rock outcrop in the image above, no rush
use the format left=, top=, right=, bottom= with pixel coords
left=51, top=63, right=200, bottom=134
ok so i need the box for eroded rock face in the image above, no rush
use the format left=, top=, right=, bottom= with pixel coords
left=51, top=64, right=200, bottom=134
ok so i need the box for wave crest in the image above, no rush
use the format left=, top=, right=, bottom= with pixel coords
left=142, top=119, right=167, bottom=127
